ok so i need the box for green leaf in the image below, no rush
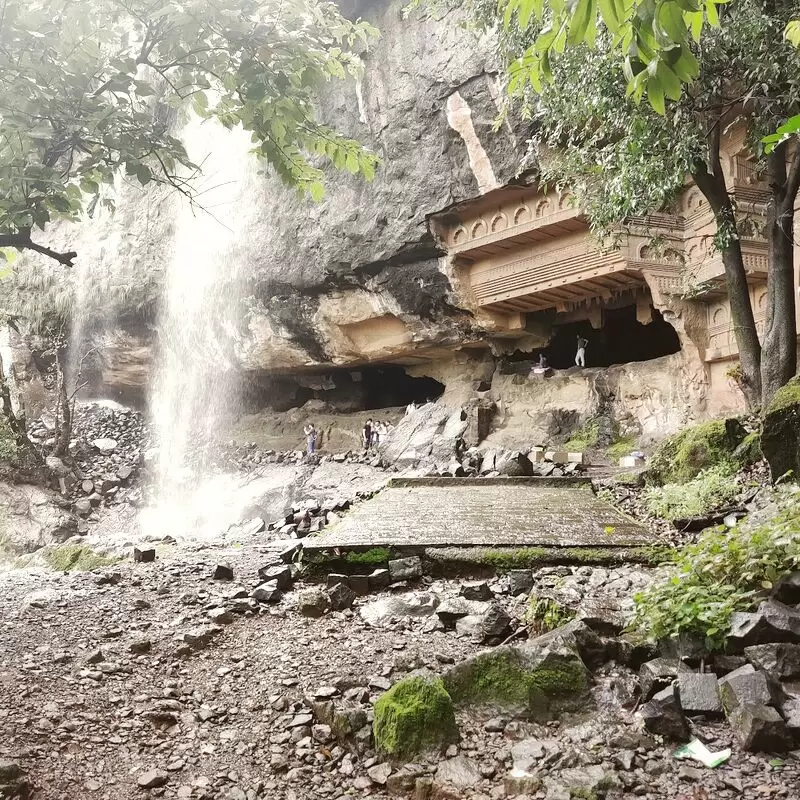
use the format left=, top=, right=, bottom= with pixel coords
left=787, top=20, right=800, bottom=48
left=308, top=181, right=325, bottom=202
left=567, top=0, right=595, bottom=46
left=646, top=78, right=665, bottom=114
left=598, top=0, right=621, bottom=33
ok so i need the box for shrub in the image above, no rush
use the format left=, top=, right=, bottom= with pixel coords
left=643, top=464, right=743, bottom=521
left=631, top=487, right=800, bottom=650
left=0, top=416, right=18, bottom=463
left=646, top=418, right=746, bottom=485
left=565, top=420, right=599, bottom=451
left=525, top=595, right=576, bottom=634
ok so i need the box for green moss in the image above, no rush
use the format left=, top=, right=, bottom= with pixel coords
left=525, top=596, right=576, bottom=634
left=647, top=418, right=747, bottom=485
left=0, top=416, right=18, bottom=463
left=44, top=544, right=119, bottom=572
left=565, top=420, right=600, bottom=451
left=606, top=435, right=637, bottom=460
left=344, top=547, right=391, bottom=565
left=734, top=431, right=763, bottom=465
left=767, top=374, right=800, bottom=415
left=424, top=545, right=670, bottom=570
left=443, top=648, right=588, bottom=720
left=373, top=676, right=458, bottom=758
left=480, top=547, right=551, bottom=568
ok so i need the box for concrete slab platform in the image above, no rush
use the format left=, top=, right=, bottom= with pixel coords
left=303, top=477, right=654, bottom=552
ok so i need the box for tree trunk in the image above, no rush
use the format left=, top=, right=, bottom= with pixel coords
left=0, top=354, right=37, bottom=460
left=692, top=153, right=763, bottom=408
left=760, top=143, right=800, bottom=409
left=54, top=347, right=72, bottom=457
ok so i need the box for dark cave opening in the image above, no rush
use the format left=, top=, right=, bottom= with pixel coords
left=245, top=364, right=445, bottom=413
left=361, top=365, right=445, bottom=410
left=544, top=305, right=681, bottom=369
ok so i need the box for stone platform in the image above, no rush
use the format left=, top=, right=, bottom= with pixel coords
left=302, top=477, right=654, bottom=553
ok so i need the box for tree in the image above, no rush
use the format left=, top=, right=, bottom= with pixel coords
left=468, top=0, right=800, bottom=410
left=0, top=0, right=379, bottom=266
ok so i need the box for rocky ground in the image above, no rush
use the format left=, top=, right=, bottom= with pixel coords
left=2, top=530, right=800, bottom=800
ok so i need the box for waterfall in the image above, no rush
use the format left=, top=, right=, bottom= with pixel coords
left=141, top=116, right=259, bottom=538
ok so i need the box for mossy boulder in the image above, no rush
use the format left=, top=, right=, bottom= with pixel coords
left=442, top=642, right=590, bottom=721
left=646, top=418, right=747, bottom=485
left=762, top=375, right=800, bottom=482
left=373, top=673, right=458, bottom=758
left=44, top=543, right=119, bottom=572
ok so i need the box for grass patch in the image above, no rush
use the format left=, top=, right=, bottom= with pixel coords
left=44, top=543, right=119, bottom=572
left=607, top=435, right=637, bottom=460
left=344, top=547, right=391, bottom=565
left=631, top=487, right=800, bottom=650
left=643, top=464, right=742, bottom=522
left=565, top=420, right=599, bottom=451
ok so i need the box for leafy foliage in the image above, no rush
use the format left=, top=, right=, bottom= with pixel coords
left=498, top=0, right=725, bottom=112
left=631, top=487, right=800, bottom=650
left=0, top=0, right=379, bottom=263
left=643, top=463, right=742, bottom=522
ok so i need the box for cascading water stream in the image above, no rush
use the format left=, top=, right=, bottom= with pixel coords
left=140, top=117, right=260, bottom=539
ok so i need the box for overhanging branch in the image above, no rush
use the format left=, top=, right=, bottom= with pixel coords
left=0, top=230, right=77, bottom=266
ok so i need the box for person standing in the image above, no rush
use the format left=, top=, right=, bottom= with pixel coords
left=303, top=422, right=317, bottom=455
left=363, top=418, right=373, bottom=451
left=575, top=335, right=588, bottom=368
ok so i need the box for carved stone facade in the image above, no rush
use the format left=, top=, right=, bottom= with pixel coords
left=429, top=130, right=799, bottom=415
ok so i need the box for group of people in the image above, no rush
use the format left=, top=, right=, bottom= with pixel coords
left=529, top=335, right=590, bottom=377
left=362, top=418, right=392, bottom=451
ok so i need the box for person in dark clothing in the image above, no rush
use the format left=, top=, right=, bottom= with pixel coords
left=363, top=418, right=373, bottom=451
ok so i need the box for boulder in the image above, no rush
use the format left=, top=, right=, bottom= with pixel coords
left=360, top=592, right=439, bottom=627
left=328, top=582, right=356, bottom=611
left=443, top=640, right=589, bottom=721
left=639, top=685, right=691, bottom=741
left=493, top=450, right=533, bottom=477
left=639, top=659, right=693, bottom=701
left=718, top=665, right=779, bottom=713
left=453, top=602, right=512, bottom=644
left=761, top=375, right=800, bottom=482
left=433, top=755, right=481, bottom=792
left=373, top=672, right=458, bottom=758
left=772, top=571, right=800, bottom=606
left=727, top=600, right=800, bottom=650
left=252, top=581, right=281, bottom=603
left=92, top=437, right=118, bottom=454
left=507, top=569, right=534, bottom=597
left=728, top=703, right=794, bottom=752
left=133, top=547, right=156, bottom=563
left=388, top=556, right=422, bottom=582
left=677, top=673, right=722, bottom=716
left=543, top=766, right=620, bottom=800
left=533, top=619, right=612, bottom=671
left=780, top=695, right=800, bottom=735
left=744, top=643, right=800, bottom=681
left=212, top=564, right=234, bottom=581
left=437, top=598, right=488, bottom=628
left=258, top=565, right=292, bottom=591
left=297, top=588, right=330, bottom=618
left=459, top=581, right=493, bottom=601
left=368, top=568, right=391, bottom=590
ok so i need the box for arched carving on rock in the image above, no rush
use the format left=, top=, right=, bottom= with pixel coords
left=535, top=199, right=551, bottom=218
left=685, top=189, right=704, bottom=212
left=514, top=205, right=531, bottom=224
left=452, top=226, right=467, bottom=245
left=491, top=213, right=508, bottom=232
left=558, top=192, right=574, bottom=210
left=471, top=219, right=488, bottom=238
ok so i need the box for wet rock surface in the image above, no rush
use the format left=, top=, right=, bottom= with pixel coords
left=2, top=540, right=800, bottom=799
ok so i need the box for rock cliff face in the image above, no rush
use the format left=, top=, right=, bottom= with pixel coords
left=21, top=0, right=529, bottom=394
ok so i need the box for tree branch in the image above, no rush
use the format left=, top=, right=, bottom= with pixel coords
left=0, top=230, right=76, bottom=266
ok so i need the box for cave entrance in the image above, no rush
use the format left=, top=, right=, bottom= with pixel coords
left=361, top=365, right=444, bottom=410
left=544, top=304, right=681, bottom=369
